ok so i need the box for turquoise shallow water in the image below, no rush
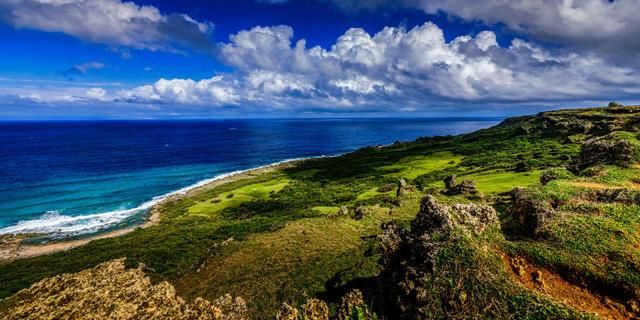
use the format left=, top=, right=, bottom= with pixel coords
left=0, top=118, right=501, bottom=239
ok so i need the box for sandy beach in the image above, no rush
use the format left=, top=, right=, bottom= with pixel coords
left=0, top=159, right=307, bottom=263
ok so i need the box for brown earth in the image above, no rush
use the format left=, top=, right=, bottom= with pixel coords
left=503, top=254, right=634, bottom=320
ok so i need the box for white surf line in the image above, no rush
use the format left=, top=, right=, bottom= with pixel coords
left=0, top=154, right=338, bottom=237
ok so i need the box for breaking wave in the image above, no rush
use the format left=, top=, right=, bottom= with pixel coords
left=0, top=156, right=321, bottom=239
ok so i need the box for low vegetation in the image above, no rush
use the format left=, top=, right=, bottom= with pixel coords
left=2, top=105, right=640, bottom=319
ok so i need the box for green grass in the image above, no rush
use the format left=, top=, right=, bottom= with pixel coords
left=310, top=206, right=340, bottom=215
left=465, top=170, right=543, bottom=194
left=188, top=177, right=290, bottom=216
left=378, top=151, right=463, bottom=179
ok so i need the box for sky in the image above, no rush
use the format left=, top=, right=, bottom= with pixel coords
left=0, top=0, right=639, bottom=119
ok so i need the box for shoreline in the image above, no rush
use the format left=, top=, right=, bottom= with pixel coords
left=0, top=156, right=323, bottom=263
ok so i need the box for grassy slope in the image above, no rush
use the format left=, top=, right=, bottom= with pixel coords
left=2, top=106, right=640, bottom=318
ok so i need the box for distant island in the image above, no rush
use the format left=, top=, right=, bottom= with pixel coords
left=2, top=105, right=640, bottom=319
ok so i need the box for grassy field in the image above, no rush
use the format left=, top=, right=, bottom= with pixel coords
left=2, top=106, right=640, bottom=319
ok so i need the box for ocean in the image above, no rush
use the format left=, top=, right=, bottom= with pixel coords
left=0, top=118, right=501, bottom=239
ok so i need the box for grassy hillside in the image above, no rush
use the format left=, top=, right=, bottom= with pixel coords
left=2, top=106, right=640, bottom=319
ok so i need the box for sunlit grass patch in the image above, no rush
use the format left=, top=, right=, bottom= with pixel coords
left=378, top=151, right=463, bottom=179
left=188, top=178, right=290, bottom=215
left=357, top=187, right=395, bottom=200
left=310, top=206, right=339, bottom=215
left=465, top=170, right=542, bottom=194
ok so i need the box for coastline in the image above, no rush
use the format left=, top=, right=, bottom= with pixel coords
left=0, top=156, right=320, bottom=263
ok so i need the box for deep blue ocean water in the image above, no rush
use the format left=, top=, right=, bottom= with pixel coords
left=0, top=118, right=501, bottom=239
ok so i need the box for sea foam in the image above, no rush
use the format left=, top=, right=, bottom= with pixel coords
left=0, top=156, right=319, bottom=239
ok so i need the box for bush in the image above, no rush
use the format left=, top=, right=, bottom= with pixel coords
left=608, top=101, right=623, bottom=108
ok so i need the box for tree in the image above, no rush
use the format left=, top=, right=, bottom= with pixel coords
left=608, top=101, right=623, bottom=107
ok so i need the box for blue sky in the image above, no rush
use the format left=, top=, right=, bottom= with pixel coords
left=0, top=0, right=639, bottom=119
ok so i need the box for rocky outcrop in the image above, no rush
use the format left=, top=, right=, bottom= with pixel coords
left=571, top=134, right=639, bottom=171
left=0, top=258, right=247, bottom=320
left=540, top=171, right=559, bottom=185
left=336, top=290, right=375, bottom=320
left=337, top=206, right=349, bottom=216
left=302, top=299, right=329, bottom=320
left=396, top=178, right=412, bottom=197
left=443, top=175, right=476, bottom=195
left=353, top=206, right=369, bottom=220
left=276, top=303, right=298, bottom=320
left=591, top=188, right=640, bottom=205
left=378, top=196, right=498, bottom=318
left=275, top=293, right=368, bottom=320
left=507, top=188, right=555, bottom=238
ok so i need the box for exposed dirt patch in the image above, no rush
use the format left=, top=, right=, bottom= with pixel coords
left=568, top=181, right=618, bottom=190
left=503, top=254, right=634, bottom=320
left=568, top=181, right=640, bottom=191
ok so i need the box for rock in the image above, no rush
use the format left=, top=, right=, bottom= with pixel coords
left=515, top=162, right=531, bottom=172
left=0, top=258, right=248, bottom=320
left=592, top=188, right=640, bottom=205
left=337, top=206, right=349, bottom=216
left=301, top=298, right=329, bottom=320
left=378, top=196, right=499, bottom=318
left=337, top=290, right=374, bottom=320
left=276, top=303, right=298, bottom=320
left=444, top=175, right=457, bottom=192
left=458, top=179, right=477, bottom=194
left=510, top=257, right=527, bottom=277
left=396, top=178, right=412, bottom=197
left=532, top=270, right=545, bottom=288
left=571, top=134, right=639, bottom=171
left=353, top=206, right=369, bottom=220
left=443, top=175, right=477, bottom=195
left=627, top=299, right=639, bottom=313
left=540, top=171, right=559, bottom=185
left=508, top=188, right=555, bottom=238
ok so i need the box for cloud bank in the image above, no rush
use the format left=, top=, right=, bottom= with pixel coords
left=107, top=22, right=638, bottom=112
left=0, top=0, right=214, bottom=52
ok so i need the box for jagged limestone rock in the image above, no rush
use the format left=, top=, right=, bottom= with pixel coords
left=508, top=188, right=555, bottom=238
left=443, top=175, right=477, bottom=196
left=396, top=178, right=412, bottom=197
left=301, top=298, right=329, bottom=320
left=353, top=206, right=369, bottom=220
left=276, top=303, right=299, bottom=320
left=0, top=258, right=247, bottom=320
left=336, top=289, right=375, bottom=320
left=571, top=133, right=640, bottom=171
left=337, top=206, right=349, bottom=216
left=592, top=188, right=640, bottom=205
left=378, top=196, right=499, bottom=318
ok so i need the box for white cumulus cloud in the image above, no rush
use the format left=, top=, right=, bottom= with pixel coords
left=0, top=0, right=215, bottom=52
left=113, top=22, right=640, bottom=112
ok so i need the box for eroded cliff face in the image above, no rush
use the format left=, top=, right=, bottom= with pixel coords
left=0, top=258, right=248, bottom=320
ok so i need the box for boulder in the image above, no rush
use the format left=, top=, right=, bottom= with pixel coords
left=337, top=206, right=349, bottom=216
left=301, top=298, right=329, bottom=320
left=276, top=303, right=298, bottom=320
left=396, top=178, right=412, bottom=197
left=507, top=188, right=555, bottom=238
left=443, top=175, right=477, bottom=195
left=337, top=289, right=375, bottom=320
left=592, top=188, right=640, bottom=205
left=540, top=171, right=560, bottom=185
left=353, top=206, right=369, bottom=220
